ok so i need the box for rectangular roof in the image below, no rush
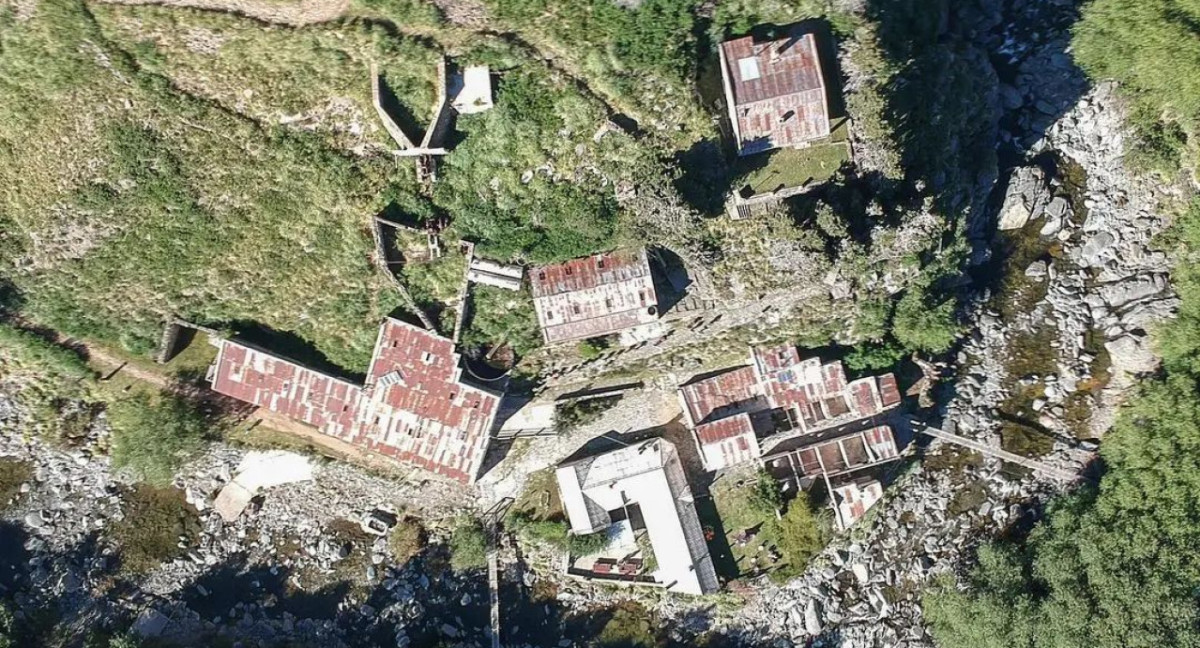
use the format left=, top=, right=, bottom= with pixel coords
left=530, top=249, right=659, bottom=344
left=678, top=365, right=765, bottom=426
left=209, top=318, right=500, bottom=484
left=694, top=413, right=761, bottom=471
left=751, top=345, right=898, bottom=434
left=556, top=439, right=719, bottom=595
left=720, top=31, right=830, bottom=155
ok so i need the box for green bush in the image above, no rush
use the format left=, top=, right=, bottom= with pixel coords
left=555, top=396, right=621, bottom=433
left=461, top=285, right=542, bottom=358
left=389, top=517, right=427, bottom=565
left=0, top=460, right=33, bottom=513
left=892, top=280, right=959, bottom=354
left=449, top=517, right=488, bottom=571
left=749, top=469, right=784, bottom=516
left=844, top=340, right=906, bottom=372
left=108, top=393, right=211, bottom=485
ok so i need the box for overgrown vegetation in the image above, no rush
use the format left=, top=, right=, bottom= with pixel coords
left=110, top=484, right=201, bottom=574
left=555, top=396, right=622, bottom=432
left=389, top=517, right=427, bottom=565
left=925, top=202, right=1200, bottom=647
left=1073, top=0, right=1200, bottom=174
left=461, top=285, right=542, bottom=359
left=0, top=0, right=407, bottom=369
left=0, top=460, right=33, bottom=513
left=449, top=517, right=487, bottom=571
left=771, top=493, right=829, bottom=582
left=107, top=393, right=212, bottom=485
left=707, top=473, right=830, bottom=583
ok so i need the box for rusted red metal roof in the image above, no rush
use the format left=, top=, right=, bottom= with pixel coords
left=750, top=345, right=898, bottom=434
left=679, top=366, right=764, bottom=426
left=877, top=373, right=901, bottom=408
left=209, top=318, right=500, bottom=484
left=694, top=413, right=761, bottom=471
left=530, top=249, right=659, bottom=344
left=792, top=426, right=899, bottom=476
left=720, top=31, right=830, bottom=155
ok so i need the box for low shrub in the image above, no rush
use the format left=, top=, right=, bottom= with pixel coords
left=449, top=517, right=487, bottom=571
left=389, top=517, right=427, bottom=565
left=110, top=484, right=201, bottom=573
left=0, top=460, right=32, bottom=512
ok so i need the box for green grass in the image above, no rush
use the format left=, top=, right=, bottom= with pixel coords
left=93, top=5, right=440, bottom=153
left=0, top=0, right=414, bottom=369
left=449, top=516, right=487, bottom=571
left=708, top=474, right=829, bottom=583
left=732, top=141, right=851, bottom=197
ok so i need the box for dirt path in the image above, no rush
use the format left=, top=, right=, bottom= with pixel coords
left=93, top=0, right=350, bottom=26
left=84, top=344, right=173, bottom=388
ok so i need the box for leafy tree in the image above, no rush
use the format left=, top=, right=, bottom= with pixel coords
left=892, top=280, right=959, bottom=354
left=749, top=469, right=784, bottom=516
left=772, top=495, right=828, bottom=582
left=844, top=340, right=906, bottom=372
left=108, top=393, right=210, bottom=485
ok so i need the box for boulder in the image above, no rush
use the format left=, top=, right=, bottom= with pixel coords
left=1105, top=335, right=1159, bottom=375
left=1080, top=232, right=1116, bottom=267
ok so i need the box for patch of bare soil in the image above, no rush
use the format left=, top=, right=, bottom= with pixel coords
left=430, top=0, right=487, bottom=27
left=92, top=0, right=349, bottom=26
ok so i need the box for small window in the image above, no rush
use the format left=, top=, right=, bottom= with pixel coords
left=572, top=304, right=581, bottom=315
left=597, top=257, right=606, bottom=269
left=605, top=298, right=613, bottom=309
left=738, top=57, right=761, bottom=80
left=565, top=266, right=573, bottom=275
left=538, top=271, right=546, bottom=281
left=546, top=311, right=554, bottom=321
left=422, top=351, right=435, bottom=364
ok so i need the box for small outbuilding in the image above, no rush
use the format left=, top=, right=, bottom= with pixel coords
left=719, top=28, right=831, bottom=156
left=529, top=249, right=659, bottom=345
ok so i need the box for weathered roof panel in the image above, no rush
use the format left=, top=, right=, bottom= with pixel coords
left=530, top=250, right=659, bottom=344
left=720, top=31, right=830, bottom=154
left=209, top=318, right=500, bottom=484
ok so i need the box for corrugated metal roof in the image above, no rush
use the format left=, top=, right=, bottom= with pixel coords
left=209, top=318, right=500, bottom=484
left=751, top=345, right=898, bottom=435
left=695, top=413, right=761, bottom=472
left=878, top=373, right=901, bottom=408
left=720, top=31, right=830, bottom=154
left=793, top=425, right=899, bottom=476
left=679, top=366, right=764, bottom=426
left=530, top=250, right=659, bottom=344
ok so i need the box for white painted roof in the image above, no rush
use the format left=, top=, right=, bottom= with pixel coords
left=556, top=439, right=720, bottom=595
